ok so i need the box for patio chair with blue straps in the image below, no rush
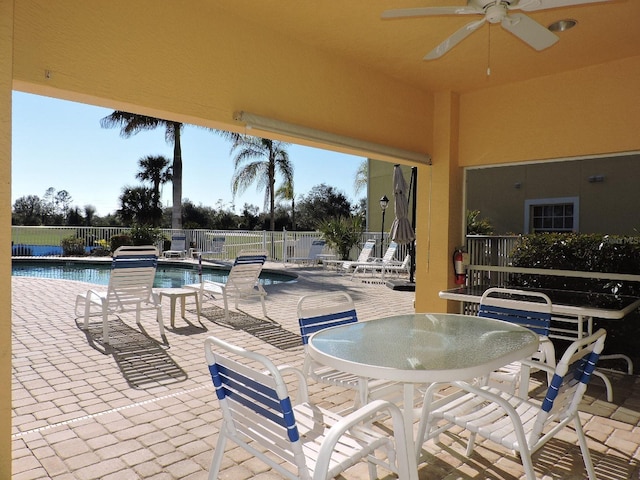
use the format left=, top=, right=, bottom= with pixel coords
left=74, top=245, right=164, bottom=345
left=416, top=328, right=606, bottom=480
left=204, top=335, right=411, bottom=480
left=478, top=287, right=556, bottom=397
left=297, top=292, right=403, bottom=408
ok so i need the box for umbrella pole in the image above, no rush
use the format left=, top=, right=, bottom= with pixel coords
left=410, top=167, right=417, bottom=284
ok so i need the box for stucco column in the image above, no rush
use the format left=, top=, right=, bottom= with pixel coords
left=0, top=1, right=13, bottom=477
left=414, top=91, right=464, bottom=313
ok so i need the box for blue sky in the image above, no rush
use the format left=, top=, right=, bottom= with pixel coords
left=11, top=92, right=365, bottom=216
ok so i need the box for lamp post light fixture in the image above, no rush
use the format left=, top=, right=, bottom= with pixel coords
left=379, top=195, right=389, bottom=257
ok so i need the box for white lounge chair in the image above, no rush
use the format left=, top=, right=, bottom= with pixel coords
left=192, top=235, right=226, bottom=259
left=184, top=250, right=267, bottom=319
left=350, top=241, right=399, bottom=279
left=163, top=234, right=187, bottom=258
left=287, top=238, right=327, bottom=265
left=323, top=239, right=376, bottom=271
left=204, top=335, right=411, bottom=480
left=381, top=254, right=411, bottom=279
left=74, top=245, right=164, bottom=344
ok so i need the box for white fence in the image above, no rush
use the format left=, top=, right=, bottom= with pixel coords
left=11, top=226, right=410, bottom=263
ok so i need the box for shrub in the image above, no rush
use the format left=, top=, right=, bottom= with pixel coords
left=109, top=234, right=133, bottom=253
left=508, top=232, right=640, bottom=366
left=509, top=233, right=640, bottom=296
left=130, top=225, right=163, bottom=246
left=318, top=216, right=363, bottom=260
left=467, top=210, right=493, bottom=235
left=61, top=236, right=86, bottom=256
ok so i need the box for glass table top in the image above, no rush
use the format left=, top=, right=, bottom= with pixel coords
left=308, top=313, right=539, bottom=383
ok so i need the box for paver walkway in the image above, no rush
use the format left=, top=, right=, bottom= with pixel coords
left=11, top=261, right=640, bottom=479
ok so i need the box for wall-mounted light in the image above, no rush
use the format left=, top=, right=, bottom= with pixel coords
left=233, top=111, right=432, bottom=164
left=588, top=175, right=605, bottom=183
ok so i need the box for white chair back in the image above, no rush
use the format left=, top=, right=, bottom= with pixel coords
left=204, top=335, right=411, bottom=480
left=107, top=245, right=159, bottom=310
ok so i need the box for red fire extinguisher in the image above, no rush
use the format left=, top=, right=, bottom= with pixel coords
left=453, top=248, right=466, bottom=285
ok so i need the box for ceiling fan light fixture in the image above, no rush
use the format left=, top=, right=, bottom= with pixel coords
left=548, top=19, right=577, bottom=32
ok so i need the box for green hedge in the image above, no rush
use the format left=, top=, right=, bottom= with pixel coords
left=508, top=233, right=640, bottom=367
left=509, top=233, right=640, bottom=296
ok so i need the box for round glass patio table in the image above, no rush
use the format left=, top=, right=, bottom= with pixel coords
left=308, top=313, right=539, bottom=383
left=308, top=312, right=539, bottom=480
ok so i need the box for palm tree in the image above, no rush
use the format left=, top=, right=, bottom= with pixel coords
left=276, top=180, right=295, bottom=230
left=226, top=135, right=294, bottom=231
left=100, top=112, right=184, bottom=229
left=135, top=154, right=172, bottom=226
left=353, top=159, right=368, bottom=196
left=118, top=186, right=156, bottom=225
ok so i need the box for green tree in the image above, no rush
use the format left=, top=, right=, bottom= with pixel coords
left=83, top=205, right=96, bottom=226
left=118, top=186, right=156, bottom=225
left=225, top=135, right=294, bottom=232
left=296, top=184, right=353, bottom=230
left=12, top=195, right=43, bottom=225
left=100, top=111, right=184, bottom=229
left=54, top=190, right=73, bottom=222
left=135, top=154, right=172, bottom=226
left=276, top=180, right=295, bottom=230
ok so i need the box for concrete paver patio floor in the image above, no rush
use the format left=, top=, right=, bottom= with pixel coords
left=11, top=262, right=640, bottom=479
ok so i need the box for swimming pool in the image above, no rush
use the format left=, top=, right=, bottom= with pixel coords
left=11, top=259, right=296, bottom=288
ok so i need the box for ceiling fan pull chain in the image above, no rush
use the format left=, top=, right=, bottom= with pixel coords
left=487, top=24, right=492, bottom=76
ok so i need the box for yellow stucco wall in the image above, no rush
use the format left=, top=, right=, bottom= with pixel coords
left=1, top=1, right=13, bottom=476
left=458, top=56, right=640, bottom=165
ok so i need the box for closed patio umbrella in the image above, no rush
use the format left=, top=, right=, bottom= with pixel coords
left=390, top=165, right=415, bottom=245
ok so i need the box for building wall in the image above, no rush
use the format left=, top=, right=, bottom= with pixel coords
left=467, top=154, right=640, bottom=235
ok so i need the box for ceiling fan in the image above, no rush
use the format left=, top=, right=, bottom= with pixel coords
left=381, top=0, right=614, bottom=60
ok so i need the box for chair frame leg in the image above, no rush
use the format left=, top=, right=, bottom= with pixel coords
left=208, top=430, right=228, bottom=480
left=574, top=416, right=598, bottom=480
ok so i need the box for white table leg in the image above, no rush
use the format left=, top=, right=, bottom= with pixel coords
left=169, top=296, right=177, bottom=327
left=403, top=383, right=419, bottom=480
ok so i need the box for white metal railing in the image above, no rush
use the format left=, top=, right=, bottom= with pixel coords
left=466, top=235, right=520, bottom=286
left=465, top=234, right=640, bottom=286
left=11, top=226, right=409, bottom=263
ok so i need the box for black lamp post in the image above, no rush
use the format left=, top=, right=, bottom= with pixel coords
left=379, top=195, right=389, bottom=257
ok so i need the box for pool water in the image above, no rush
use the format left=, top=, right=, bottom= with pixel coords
left=11, top=260, right=295, bottom=288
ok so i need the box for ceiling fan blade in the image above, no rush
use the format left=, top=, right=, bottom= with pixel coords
left=382, top=6, right=481, bottom=19
left=517, top=0, right=615, bottom=12
left=501, top=13, right=559, bottom=51
left=424, top=18, right=486, bottom=60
